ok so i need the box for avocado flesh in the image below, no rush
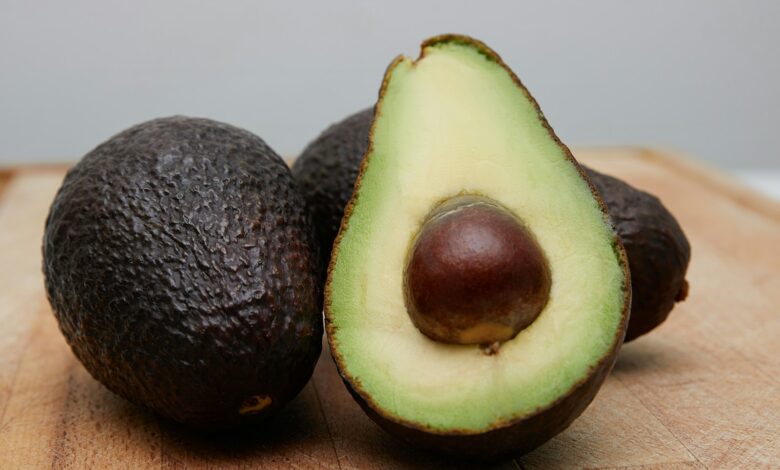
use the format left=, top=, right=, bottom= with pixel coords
left=326, top=35, right=629, bottom=450
left=294, top=108, right=690, bottom=343
left=43, top=116, right=322, bottom=428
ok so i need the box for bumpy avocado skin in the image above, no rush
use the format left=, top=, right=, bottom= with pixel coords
left=585, top=168, right=690, bottom=341
left=293, top=108, right=690, bottom=342
left=43, top=116, right=323, bottom=428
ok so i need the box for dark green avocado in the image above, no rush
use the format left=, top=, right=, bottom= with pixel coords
left=43, top=116, right=323, bottom=428
left=293, top=108, right=690, bottom=342
left=586, top=168, right=690, bottom=341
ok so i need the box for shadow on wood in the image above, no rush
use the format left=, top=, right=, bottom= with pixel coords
left=613, top=335, right=695, bottom=378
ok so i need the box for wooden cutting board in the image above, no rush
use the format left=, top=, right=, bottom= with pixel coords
left=0, top=148, right=778, bottom=469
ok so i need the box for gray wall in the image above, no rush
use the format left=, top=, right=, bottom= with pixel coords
left=1, top=1, right=778, bottom=169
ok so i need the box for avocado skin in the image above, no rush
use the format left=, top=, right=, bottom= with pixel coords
left=342, top=340, right=616, bottom=459
left=43, top=116, right=322, bottom=428
left=585, top=168, right=690, bottom=341
left=293, top=108, right=690, bottom=342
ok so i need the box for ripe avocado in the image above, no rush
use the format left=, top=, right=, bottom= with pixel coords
left=293, top=118, right=690, bottom=343
left=324, top=35, right=630, bottom=458
left=586, top=168, right=690, bottom=341
left=43, top=116, right=323, bottom=428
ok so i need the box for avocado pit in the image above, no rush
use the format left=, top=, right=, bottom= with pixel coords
left=403, top=195, right=551, bottom=346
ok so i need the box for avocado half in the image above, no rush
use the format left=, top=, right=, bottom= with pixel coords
left=294, top=117, right=689, bottom=345
left=43, top=117, right=323, bottom=428
left=324, top=35, right=631, bottom=458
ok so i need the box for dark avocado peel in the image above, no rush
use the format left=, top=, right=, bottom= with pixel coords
left=294, top=116, right=690, bottom=343
left=43, top=116, right=323, bottom=428
left=586, top=169, right=690, bottom=340
left=323, top=35, right=631, bottom=458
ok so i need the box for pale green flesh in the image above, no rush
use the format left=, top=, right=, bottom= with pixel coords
left=329, top=41, right=626, bottom=432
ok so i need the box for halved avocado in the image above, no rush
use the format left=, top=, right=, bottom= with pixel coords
left=325, top=35, right=631, bottom=458
left=294, top=115, right=691, bottom=347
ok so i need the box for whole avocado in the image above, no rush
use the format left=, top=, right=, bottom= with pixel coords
left=585, top=168, right=690, bottom=341
left=43, top=116, right=323, bottom=427
left=292, top=108, right=690, bottom=342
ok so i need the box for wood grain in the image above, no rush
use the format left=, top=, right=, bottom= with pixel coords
left=0, top=148, right=777, bottom=469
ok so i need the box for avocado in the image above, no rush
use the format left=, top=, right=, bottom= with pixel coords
left=294, top=118, right=690, bottom=344
left=43, top=116, right=322, bottom=428
left=586, top=168, right=690, bottom=341
left=324, top=35, right=630, bottom=458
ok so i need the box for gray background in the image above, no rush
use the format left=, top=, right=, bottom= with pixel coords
left=1, top=1, right=778, bottom=171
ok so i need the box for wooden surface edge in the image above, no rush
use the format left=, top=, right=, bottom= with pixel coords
left=0, top=163, right=73, bottom=175
left=580, top=146, right=780, bottom=221
left=3, top=147, right=778, bottom=221
left=0, top=169, right=12, bottom=203
left=642, top=148, right=780, bottom=221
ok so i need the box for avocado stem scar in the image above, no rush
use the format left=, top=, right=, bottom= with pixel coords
left=482, top=341, right=501, bottom=356
left=239, top=395, right=273, bottom=415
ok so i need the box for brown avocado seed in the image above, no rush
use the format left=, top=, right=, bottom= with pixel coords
left=403, top=195, right=551, bottom=346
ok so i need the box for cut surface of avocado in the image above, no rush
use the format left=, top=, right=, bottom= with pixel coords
left=326, top=36, right=628, bottom=436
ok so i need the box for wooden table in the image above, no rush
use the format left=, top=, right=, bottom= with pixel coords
left=0, top=148, right=778, bottom=469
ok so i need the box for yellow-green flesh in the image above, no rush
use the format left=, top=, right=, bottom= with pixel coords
left=328, top=41, right=626, bottom=433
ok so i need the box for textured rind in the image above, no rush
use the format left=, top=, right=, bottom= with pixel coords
left=585, top=168, right=691, bottom=341
left=323, top=34, right=631, bottom=458
left=43, top=116, right=323, bottom=428
left=295, top=106, right=690, bottom=342
left=345, top=339, right=616, bottom=459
